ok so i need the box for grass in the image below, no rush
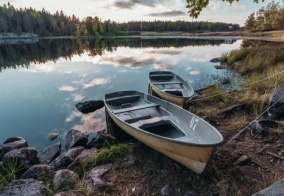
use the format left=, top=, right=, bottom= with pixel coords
left=83, top=143, right=135, bottom=170
left=0, top=158, right=19, bottom=189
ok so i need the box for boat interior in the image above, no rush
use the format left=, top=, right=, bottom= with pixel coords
left=105, top=92, right=186, bottom=139
left=149, top=72, right=191, bottom=97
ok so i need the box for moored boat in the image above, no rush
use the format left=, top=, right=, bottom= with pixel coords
left=104, top=90, right=224, bottom=174
left=149, top=71, right=194, bottom=107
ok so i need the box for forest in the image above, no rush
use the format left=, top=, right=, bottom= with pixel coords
left=0, top=3, right=239, bottom=37
left=244, top=1, right=284, bottom=32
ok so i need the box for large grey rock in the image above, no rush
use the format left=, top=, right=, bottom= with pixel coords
left=252, top=179, right=284, bottom=196
left=85, top=163, right=113, bottom=189
left=67, top=148, right=97, bottom=173
left=21, top=164, right=54, bottom=180
left=0, top=179, right=47, bottom=196
left=38, top=142, right=61, bottom=164
left=53, top=169, right=79, bottom=190
left=75, top=100, right=104, bottom=114
left=87, top=132, right=115, bottom=149
left=3, top=147, right=39, bottom=170
left=65, top=129, right=88, bottom=150
left=3, top=136, right=24, bottom=144
left=268, top=88, right=284, bottom=120
left=2, top=137, right=28, bottom=153
left=52, top=146, right=84, bottom=169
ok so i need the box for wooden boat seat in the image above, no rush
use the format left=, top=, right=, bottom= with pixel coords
left=113, top=103, right=159, bottom=114
left=152, top=82, right=182, bottom=85
left=139, top=117, right=164, bottom=126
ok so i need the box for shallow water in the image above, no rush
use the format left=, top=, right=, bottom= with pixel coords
left=0, top=38, right=242, bottom=149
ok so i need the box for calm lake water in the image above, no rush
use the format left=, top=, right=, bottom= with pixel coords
left=0, top=38, right=242, bottom=149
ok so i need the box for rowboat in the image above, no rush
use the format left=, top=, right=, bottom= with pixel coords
left=104, top=91, right=224, bottom=174
left=149, top=71, right=194, bottom=107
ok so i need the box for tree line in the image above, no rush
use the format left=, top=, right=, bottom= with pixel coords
left=0, top=38, right=227, bottom=71
left=0, top=3, right=239, bottom=37
left=244, top=1, right=284, bottom=32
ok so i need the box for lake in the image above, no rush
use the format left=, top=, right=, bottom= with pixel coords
left=0, top=38, right=242, bottom=149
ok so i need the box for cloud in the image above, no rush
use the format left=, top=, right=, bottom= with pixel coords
left=101, top=56, right=155, bottom=69
left=189, top=70, right=200, bottom=75
left=58, top=85, right=77, bottom=92
left=111, top=0, right=163, bottom=9
left=146, top=49, right=182, bottom=55
left=146, top=10, right=185, bottom=17
left=113, top=1, right=135, bottom=9
left=72, top=93, right=85, bottom=102
left=70, top=108, right=106, bottom=133
left=153, top=63, right=174, bottom=70
left=131, top=0, right=161, bottom=7
left=82, top=78, right=110, bottom=89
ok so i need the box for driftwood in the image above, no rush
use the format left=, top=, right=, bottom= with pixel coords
left=217, top=101, right=251, bottom=115
left=266, top=151, right=284, bottom=160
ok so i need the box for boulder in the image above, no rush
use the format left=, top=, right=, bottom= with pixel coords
left=65, top=129, right=88, bottom=150
left=53, top=169, right=79, bottom=190
left=3, top=136, right=24, bottom=144
left=85, top=163, right=113, bottom=189
left=38, top=142, right=61, bottom=164
left=209, top=57, right=221, bottom=63
left=267, top=88, right=284, bottom=120
left=2, top=137, right=28, bottom=153
left=161, top=185, right=173, bottom=196
left=0, top=179, right=47, bottom=196
left=21, top=164, right=54, bottom=180
left=52, top=146, right=84, bottom=169
left=3, top=147, right=39, bottom=170
left=249, top=119, right=279, bottom=137
left=67, top=148, right=98, bottom=173
left=87, top=133, right=115, bottom=149
left=248, top=121, right=268, bottom=136
left=48, top=133, right=59, bottom=141
left=75, top=100, right=105, bottom=114
left=214, top=65, right=226, bottom=69
left=252, top=179, right=284, bottom=196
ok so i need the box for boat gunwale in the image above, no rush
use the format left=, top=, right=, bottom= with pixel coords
left=104, top=90, right=224, bottom=147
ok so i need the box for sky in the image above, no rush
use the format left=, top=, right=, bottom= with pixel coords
left=0, top=0, right=280, bottom=26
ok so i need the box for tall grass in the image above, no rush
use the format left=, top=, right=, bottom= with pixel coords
left=84, top=143, right=134, bottom=170
left=0, top=158, right=19, bottom=188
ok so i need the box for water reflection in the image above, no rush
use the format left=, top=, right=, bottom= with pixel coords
left=0, top=38, right=242, bottom=149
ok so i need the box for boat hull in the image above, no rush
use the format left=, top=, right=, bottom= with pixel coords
left=150, top=83, right=187, bottom=107
left=106, top=110, right=213, bottom=174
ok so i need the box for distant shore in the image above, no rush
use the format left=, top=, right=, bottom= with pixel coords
left=1, top=30, right=284, bottom=42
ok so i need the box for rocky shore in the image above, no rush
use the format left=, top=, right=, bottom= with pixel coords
left=0, top=127, right=117, bottom=196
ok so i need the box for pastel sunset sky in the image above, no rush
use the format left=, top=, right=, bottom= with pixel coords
left=0, top=0, right=279, bottom=25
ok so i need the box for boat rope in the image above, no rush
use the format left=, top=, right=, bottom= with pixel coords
left=225, top=93, right=284, bottom=144
left=191, top=69, right=284, bottom=102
